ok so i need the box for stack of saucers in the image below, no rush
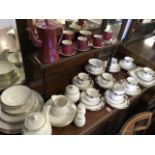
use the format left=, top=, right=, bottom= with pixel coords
left=128, top=66, right=155, bottom=87
left=0, top=85, right=44, bottom=134
left=104, top=83, right=129, bottom=109
left=0, top=60, right=21, bottom=91
left=80, top=88, right=105, bottom=111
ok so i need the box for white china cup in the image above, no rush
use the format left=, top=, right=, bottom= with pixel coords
left=111, top=84, right=125, bottom=101
left=126, top=77, right=138, bottom=91
left=84, top=88, right=100, bottom=104
left=88, top=58, right=104, bottom=72
left=123, top=56, right=134, bottom=66
left=140, top=67, right=154, bottom=81
left=77, top=72, right=90, bottom=86
left=51, top=95, right=69, bottom=117
left=101, top=73, right=113, bottom=84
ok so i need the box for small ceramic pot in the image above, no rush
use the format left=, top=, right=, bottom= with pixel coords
left=65, top=85, right=80, bottom=102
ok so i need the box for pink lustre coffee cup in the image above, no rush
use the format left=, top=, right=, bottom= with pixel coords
left=103, top=30, right=113, bottom=40
left=79, top=30, right=92, bottom=42
left=63, top=30, right=74, bottom=40
left=62, top=40, right=74, bottom=54
left=77, top=36, right=89, bottom=50
left=93, top=34, right=103, bottom=47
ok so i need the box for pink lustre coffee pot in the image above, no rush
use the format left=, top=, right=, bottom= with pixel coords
left=27, top=19, right=63, bottom=64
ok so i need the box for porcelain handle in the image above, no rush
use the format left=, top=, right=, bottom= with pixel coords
left=43, top=104, right=51, bottom=122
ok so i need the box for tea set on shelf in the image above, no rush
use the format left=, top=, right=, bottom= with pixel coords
left=27, top=19, right=116, bottom=64
left=0, top=54, right=155, bottom=134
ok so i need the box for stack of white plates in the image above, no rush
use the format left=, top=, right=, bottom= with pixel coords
left=0, top=85, right=44, bottom=134
left=0, top=60, right=22, bottom=91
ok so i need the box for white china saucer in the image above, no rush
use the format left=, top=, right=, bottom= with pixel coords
left=72, top=76, right=94, bottom=91
left=79, top=97, right=105, bottom=111
left=80, top=91, right=101, bottom=106
left=103, top=39, right=117, bottom=45
left=85, top=65, right=104, bottom=75
left=0, top=90, right=43, bottom=124
left=104, top=90, right=129, bottom=109
left=119, top=79, right=141, bottom=96
left=45, top=99, right=77, bottom=127
left=95, top=76, right=115, bottom=89
left=119, top=60, right=136, bottom=71
left=128, top=67, right=155, bottom=88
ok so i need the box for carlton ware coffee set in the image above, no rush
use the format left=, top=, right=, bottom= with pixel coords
left=0, top=55, right=155, bottom=134
left=27, top=19, right=115, bottom=64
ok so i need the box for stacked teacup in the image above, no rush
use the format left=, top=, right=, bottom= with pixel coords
left=119, top=56, right=136, bottom=71
left=72, top=72, right=93, bottom=91
left=105, top=83, right=129, bottom=109
left=120, top=77, right=141, bottom=96
left=85, top=58, right=105, bottom=75
left=80, top=88, right=105, bottom=111
left=96, top=72, right=115, bottom=89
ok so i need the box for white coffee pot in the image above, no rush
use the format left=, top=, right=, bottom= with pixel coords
left=22, top=105, right=52, bottom=135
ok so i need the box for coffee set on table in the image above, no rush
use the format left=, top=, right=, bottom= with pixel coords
left=0, top=55, right=154, bottom=134
left=59, top=28, right=116, bottom=57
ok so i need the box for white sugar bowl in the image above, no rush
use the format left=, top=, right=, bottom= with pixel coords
left=65, top=85, right=80, bottom=102
left=77, top=103, right=86, bottom=115
left=74, top=113, right=86, bottom=127
left=23, top=105, right=52, bottom=135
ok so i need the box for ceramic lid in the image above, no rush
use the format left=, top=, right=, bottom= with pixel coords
left=0, top=60, right=14, bottom=75
left=66, top=85, right=79, bottom=95
left=24, top=112, right=46, bottom=131
left=1, top=85, right=32, bottom=107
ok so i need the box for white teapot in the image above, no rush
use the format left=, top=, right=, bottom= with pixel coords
left=22, top=105, right=52, bottom=135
